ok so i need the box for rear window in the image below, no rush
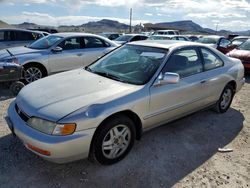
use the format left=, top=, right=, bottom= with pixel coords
left=0, top=31, right=4, bottom=41
left=15, top=31, right=35, bottom=41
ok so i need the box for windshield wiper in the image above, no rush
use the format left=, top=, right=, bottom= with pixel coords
left=91, top=70, right=130, bottom=84
left=6, top=49, right=14, bottom=57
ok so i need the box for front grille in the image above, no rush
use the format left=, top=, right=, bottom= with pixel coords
left=15, top=104, right=30, bottom=122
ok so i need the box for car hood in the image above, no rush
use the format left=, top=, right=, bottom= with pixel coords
left=16, top=69, right=140, bottom=121
left=114, top=41, right=126, bottom=45
left=228, top=49, right=250, bottom=61
left=0, top=46, right=44, bottom=59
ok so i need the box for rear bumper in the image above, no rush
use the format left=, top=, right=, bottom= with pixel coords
left=6, top=101, right=96, bottom=163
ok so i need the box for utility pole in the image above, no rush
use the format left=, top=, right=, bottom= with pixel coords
left=215, top=23, right=219, bottom=34
left=129, top=8, right=132, bottom=33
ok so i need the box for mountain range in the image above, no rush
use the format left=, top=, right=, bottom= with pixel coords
left=1, top=19, right=250, bottom=36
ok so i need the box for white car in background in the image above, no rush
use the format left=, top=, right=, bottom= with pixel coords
left=0, top=33, right=118, bottom=83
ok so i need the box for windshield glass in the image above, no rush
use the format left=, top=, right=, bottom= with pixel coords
left=115, top=35, right=133, bottom=42
left=87, top=44, right=168, bottom=85
left=198, top=37, right=219, bottom=44
left=238, top=40, right=250, bottom=50
left=28, top=35, right=63, bottom=49
left=148, top=36, right=171, bottom=40
left=232, top=38, right=247, bottom=46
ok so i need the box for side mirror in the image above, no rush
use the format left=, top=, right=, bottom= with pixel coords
left=51, top=46, right=62, bottom=53
left=154, top=72, right=180, bottom=86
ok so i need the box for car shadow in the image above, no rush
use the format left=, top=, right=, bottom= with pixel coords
left=0, top=107, right=244, bottom=188
left=0, top=84, right=14, bottom=101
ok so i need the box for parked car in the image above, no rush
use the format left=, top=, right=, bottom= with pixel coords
left=231, top=36, right=250, bottom=47
left=148, top=35, right=189, bottom=41
left=153, top=30, right=180, bottom=35
left=114, top=34, right=148, bottom=45
left=6, top=41, right=245, bottom=165
left=0, top=33, right=118, bottom=83
left=227, top=39, right=250, bottom=72
left=0, top=28, right=46, bottom=50
left=198, top=35, right=235, bottom=54
left=186, top=35, right=199, bottom=42
left=99, top=33, right=121, bottom=40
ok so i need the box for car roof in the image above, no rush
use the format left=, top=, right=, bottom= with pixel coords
left=128, top=40, right=199, bottom=49
left=0, top=28, right=44, bottom=34
left=50, top=32, right=107, bottom=38
left=202, top=35, right=224, bottom=39
left=232, top=36, right=250, bottom=40
left=122, top=34, right=146, bottom=36
left=155, top=30, right=179, bottom=32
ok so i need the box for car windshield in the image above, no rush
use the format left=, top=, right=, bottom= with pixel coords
left=232, top=38, right=248, bottom=46
left=115, top=35, right=133, bottom=42
left=148, top=36, right=171, bottom=40
left=28, top=35, right=63, bottom=49
left=87, top=44, right=168, bottom=85
left=238, top=40, right=250, bottom=50
left=198, top=37, right=219, bottom=44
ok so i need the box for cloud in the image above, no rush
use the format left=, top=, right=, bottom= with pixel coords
left=187, top=12, right=247, bottom=19
left=0, top=11, right=148, bottom=26
left=145, top=13, right=153, bottom=16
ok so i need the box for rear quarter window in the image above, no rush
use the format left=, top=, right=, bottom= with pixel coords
left=201, top=48, right=224, bottom=71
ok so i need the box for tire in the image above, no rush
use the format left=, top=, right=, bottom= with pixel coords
left=23, top=65, right=45, bottom=84
left=214, top=84, right=234, bottom=113
left=91, top=115, right=136, bottom=165
left=10, top=81, right=25, bottom=96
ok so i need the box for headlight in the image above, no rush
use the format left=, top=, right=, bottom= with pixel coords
left=27, top=117, right=76, bottom=136
left=0, top=58, right=18, bottom=64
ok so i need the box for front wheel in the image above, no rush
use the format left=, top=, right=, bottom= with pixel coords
left=214, top=85, right=234, bottom=113
left=24, top=65, right=44, bottom=83
left=91, top=115, right=136, bottom=165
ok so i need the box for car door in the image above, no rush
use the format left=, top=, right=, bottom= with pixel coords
left=82, top=36, right=113, bottom=66
left=198, top=47, right=226, bottom=105
left=48, top=37, right=85, bottom=73
left=12, top=31, right=35, bottom=48
left=217, top=38, right=232, bottom=54
left=0, top=30, right=15, bottom=49
left=146, top=47, right=206, bottom=128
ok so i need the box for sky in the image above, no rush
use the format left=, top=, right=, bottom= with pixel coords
left=0, top=0, right=250, bottom=31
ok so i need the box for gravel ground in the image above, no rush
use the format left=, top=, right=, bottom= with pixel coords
left=0, top=76, right=249, bottom=188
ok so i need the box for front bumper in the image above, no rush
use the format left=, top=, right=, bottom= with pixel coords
left=6, top=101, right=96, bottom=163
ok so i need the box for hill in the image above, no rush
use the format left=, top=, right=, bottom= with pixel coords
left=0, top=20, right=11, bottom=28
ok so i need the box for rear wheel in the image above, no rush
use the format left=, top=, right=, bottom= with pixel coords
left=10, top=81, right=25, bottom=96
left=214, top=84, right=234, bottom=113
left=91, top=115, right=135, bottom=165
left=24, top=65, right=45, bottom=83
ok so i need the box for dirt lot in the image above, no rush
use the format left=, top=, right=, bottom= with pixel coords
left=0, top=76, right=250, bottom=188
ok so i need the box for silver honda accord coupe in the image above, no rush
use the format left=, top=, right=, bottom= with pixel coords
left=0, top=33, right=118, bottom=83
left=6, top=41, right=245, bottom=165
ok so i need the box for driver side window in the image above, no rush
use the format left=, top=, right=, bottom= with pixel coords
left=163, top=48, right=203, bottom=78
left=58, top=37, right=84, bottom=50
left=219, top=38, right=231, bottom=48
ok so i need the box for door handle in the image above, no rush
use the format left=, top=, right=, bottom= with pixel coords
left=200, top=80, right=207, bottom=84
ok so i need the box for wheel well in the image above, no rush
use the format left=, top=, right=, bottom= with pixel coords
left=88, top=110, right=143, bottom=160
left=94, top=110, right=142, bottom=140
left=23, top=62, right=48, bottom=77
left=227, top=80, right=237, bottom=92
